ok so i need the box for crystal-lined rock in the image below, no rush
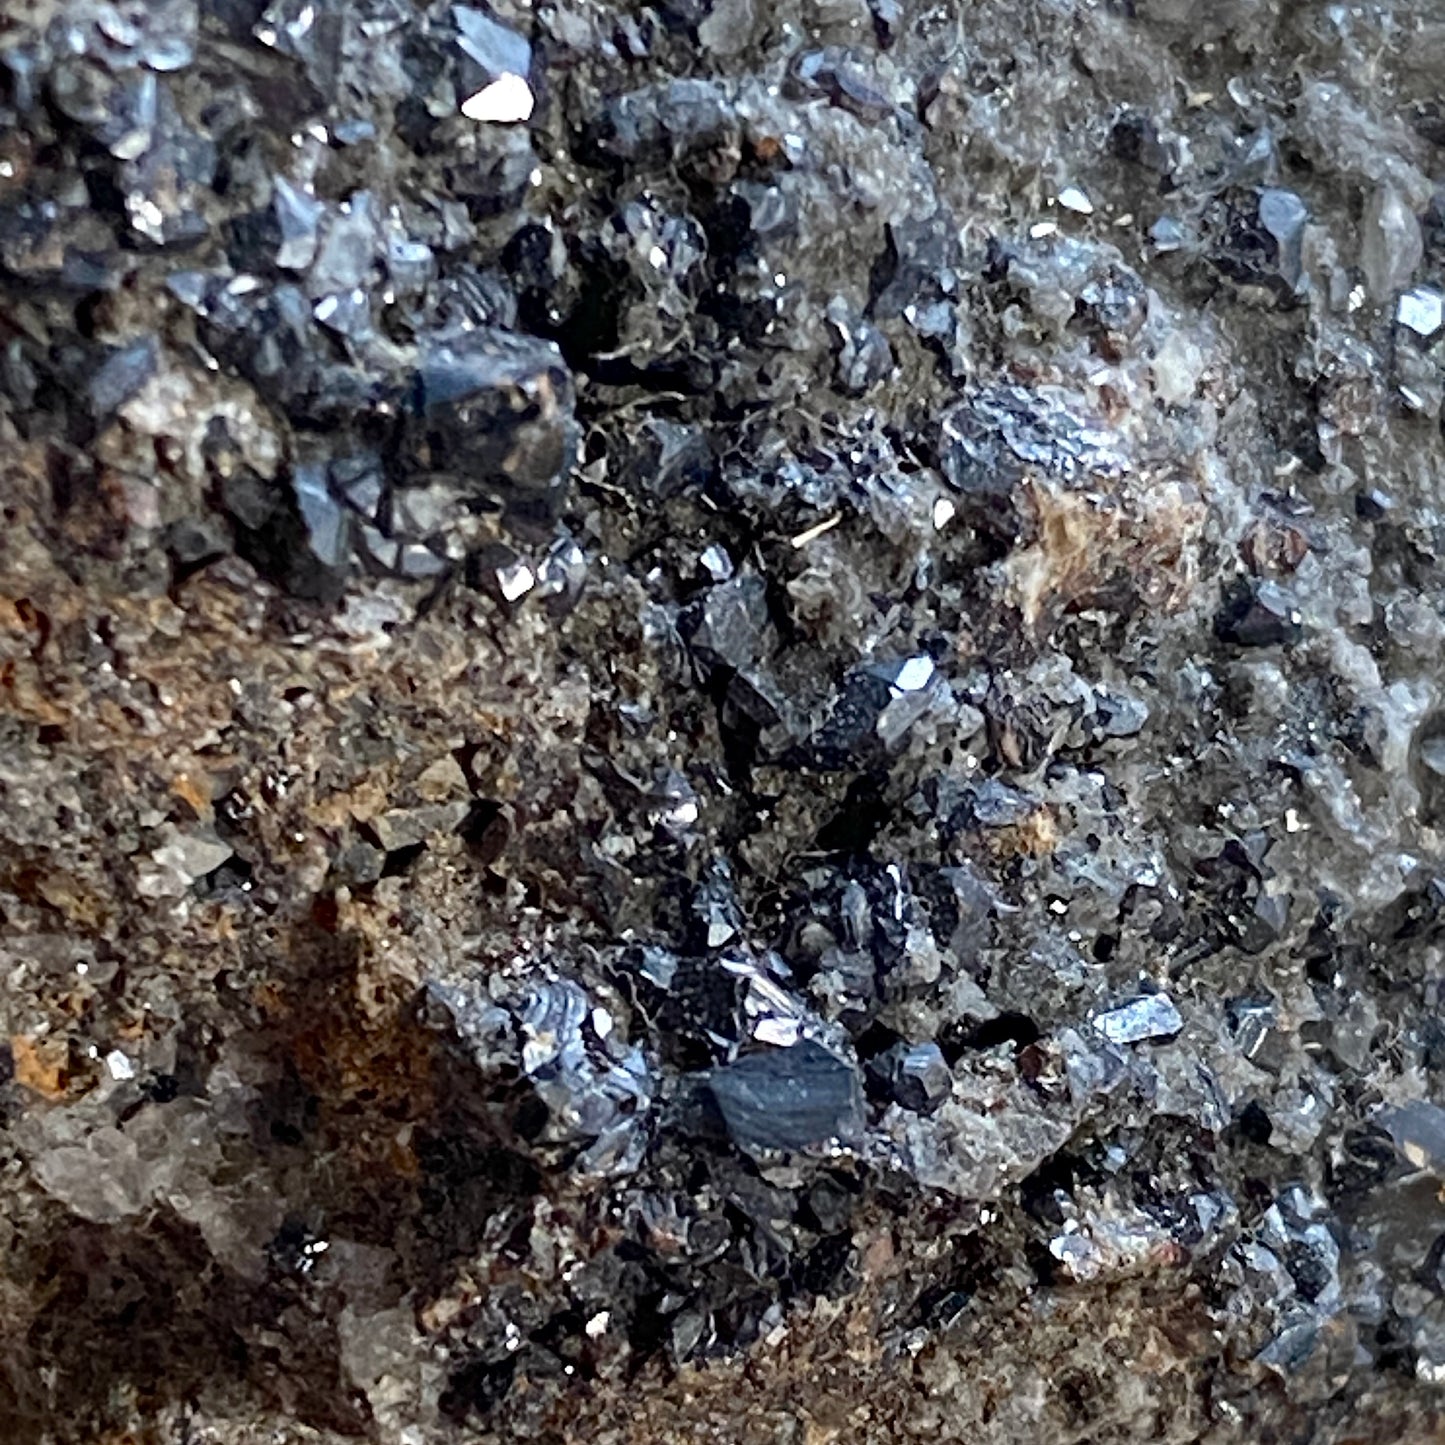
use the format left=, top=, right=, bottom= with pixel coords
left=4, top=0, right=1445, bottom=1438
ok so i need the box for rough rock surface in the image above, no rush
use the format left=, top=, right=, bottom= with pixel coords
left=4, top=1, right=1445, bottom=1442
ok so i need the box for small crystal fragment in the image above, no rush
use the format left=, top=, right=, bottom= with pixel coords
left=1092, top=994, right=1183, bottom=1045
left=708, top=1040, right=863, bottom=1152
left=1397, top=286, right=1444, bottom=338
left=1213, top=189, right=1308, bottom=299
left=455, top=5, right=531, bottom=80
left=454, top=6, right=533, bottom=122
left=870, top=1042, right=951, bottom=1114
left=536, top=535, right=587, bottom=613
left=888, top=656, right=935, bottom=693
left=310, top=193, right=377, bottom=294
left=31, top=1129, right=154, bottom=1224
left=461, top=74, right=534, bottom=124
left=273, top=177, right=323, bottom=270
left=292, top=462, right=351, bottom=568
left=1356, top=488, right=1395, bottom=520
left=104, top=1050, right=136, bottom=1082
left=409, top=327, right=576, bottom=523
left=700, top=543, right=734, bottom=581
left=684, top=575, right=769, bottom=672
left=1360, top=184, right=1423, bottom=302
left=496, top=558, right=535, bottom=601
left=152, top=828, right=234, bottom=881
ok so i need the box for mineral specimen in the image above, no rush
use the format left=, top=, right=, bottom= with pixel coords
left=3, top=0, right=1445, bottom=1442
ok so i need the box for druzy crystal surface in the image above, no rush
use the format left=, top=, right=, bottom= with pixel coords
left=4, top=2, right=1445, bottom=1442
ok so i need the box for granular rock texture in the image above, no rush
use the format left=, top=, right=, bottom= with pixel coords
left=4, top=1, right=1445, bottom=1441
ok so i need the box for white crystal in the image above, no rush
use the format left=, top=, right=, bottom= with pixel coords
left=661, top=797, right=698, bottom=827
left=700, top=543, right=734, bottom=580
left=497, top=560, right=535, bottom=602
left=461, top=73, right=534, bottom=124
left=105, top=1049, right=136, bottom=1081
left=1057, top=186, right=1094, bottom=215
left=706, top=919, right=735, bottom=947
left=1397, top=286, right=1444, bottom=338
left=754, top=1015, right=802, bottom=1047
left=893, top=656, right=935, bottom=692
